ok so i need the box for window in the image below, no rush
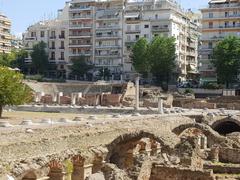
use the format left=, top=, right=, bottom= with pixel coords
left=127, top=35, right=131, bottom=41
left=60, top=31, right=65, bottom=38
left=208, top=54, right=211, bottom=59
left=233, top=11, right=237, bottom=16
left=135, top=25, right=140, bottom=31
left=61, top=41, right=64, bottom=48
left=127, top=25, right=131, bottom=31
left=233, top=22, right=236, bottom=27
left=51, top=31, right=56, bottom=38
left=61, top=52, right=64, bottom=60
left=40, top=31, right=45, bottom=38
left=155, top=14, right=158, bottom=19
left=208, top=42, right=213, bottom=49
left=135, top=35, right=139, bottom=40
left=144, top=24, right=149, bottom=28
left=209, top=22, right=213, bottom=28
left=31, top=32, right=36, bottom=37
left=225, top=21, right=229, bottom=28
left=51, top=52, right=55, bottom=60
left=144, top=34, right=149, bottom=38
left=225, top=12, right=228, bottom=17
left=209, top=13, right=213, bottom=18
left=51, top=41, right=55, bottom=49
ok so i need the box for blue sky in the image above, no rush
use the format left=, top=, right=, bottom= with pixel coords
left=0, top=0, right=208, bottom=36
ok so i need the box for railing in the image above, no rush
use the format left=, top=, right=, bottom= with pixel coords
left=204, top=25, right=240, bottom=29
left=96, top=35, right=120, bottom=38
left=49, top=36, right=56, bottom=39
left=59, top=35, right=65, bottom=39
left=69, top=33, right=92, bottom=37
left=97, top=25, right=120, bottom=29
left=151, top=27, right=169, bottom=32
left=70, top=15, right=92, bottom=19
left=69, top=25, right=92, bottom=28
left=204, top=14, right=240, bottom=19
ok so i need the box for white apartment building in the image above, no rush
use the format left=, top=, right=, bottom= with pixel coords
left=123, top=0, right=200, bottom=81
left=23, top=0, right=200, bottom=81
left=200, top=0, right=240, bottom=82
left=69, top=0, right=124, bottom=80
left=0, top=13, right=12, bottom=53
left=23, top=3, right=69, bottom=78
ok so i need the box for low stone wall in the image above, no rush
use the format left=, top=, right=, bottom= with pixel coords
left=204, top=163, right=240, bottom=174
left=173, top=99, right=216, bottom=109
left=219, top=147, right=240, bottom=164
left=150, top=164, right=214, bottom=180
left=101, top=94, right=122, bottom=106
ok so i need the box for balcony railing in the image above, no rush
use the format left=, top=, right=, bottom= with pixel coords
left=96, top=35, right=120, bottom=38
left=49, top=36, right=56, bottom=39
left=97, top=25, right=120, bottom=30
left=69, top=6, right=92, bottom=11
left=69, top=33, right=92, bottom=37
left=69, top=25, right=92, bottom=29
left=59, top=35, right=65, bottom=39
left=151, top=26, right=169, bottom=32
left=204, top=24, right=240, bottom=29
left=70, top=15, right=92, bottom=19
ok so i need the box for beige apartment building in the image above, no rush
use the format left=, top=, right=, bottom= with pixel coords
left=200, top=0, right=240, bottom=82
left=69, top=0, right=124, bottom=80
left=0, top=13, right=12, bottom=53
left=23, top=3, right=69, bottom=78
left=123, top=0, right=200, bottom=81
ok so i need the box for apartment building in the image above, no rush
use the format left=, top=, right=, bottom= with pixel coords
left=23, top=3, right=69, bottom=78
left=123, top=0, right=200, bottom=81
left=69, top=0, right=124, bottom=80
left=200, top=0, right=240, bottom=82
left=0, top=13, right=12, bottom=53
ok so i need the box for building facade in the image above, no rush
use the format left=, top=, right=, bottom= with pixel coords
left=69, top=0, right=124, bottom=80
left=0, top=13, right=12, bottom=53
left=123, top=0, right=200, bottom=81
left=23, top=3, right=69, bottom=78
left=23, top=0, right=200, bottom=81
left=200, top=0, right=240, bottom=82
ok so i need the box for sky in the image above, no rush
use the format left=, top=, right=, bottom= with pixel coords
left=0, top=0, right=208, bottom=36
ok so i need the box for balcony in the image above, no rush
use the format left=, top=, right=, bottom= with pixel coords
left=151, top=26, right=169, bottom=32
left=203, top=14, right=240, bottom=20
left=96, top=25, right=121, bottom=30
left=96, top=15, right=120, bottom=21
left=95, top=53, right=121, bottom=58
left=201, top=36, right=225, bottom=41
left=95, top=35, right=120, bottom=39
left=59, top=47, right=65, bottom=50
left=125, top=29, right=141, bottom=34
left=69, top=6, right=92, bottom=12
left=24, top=37, right=37, bottom=41
left=203, top=24, right=240, bottom=30
left=69, top=33, right=92, bottom=38
left=59, top=35, right=65, bottom=39
left=95, top=45, right=121, bottom=49
left=49, top=36, right=56, bottom=39
left=69, top=52, right=91, bottom=57
left=49, top=47, right=56, bottom=50
left=70, top=15, right=92, bottom=20
left=69, top=44, right=92, bottom=48
left=69, top=24, right=92, bottom=29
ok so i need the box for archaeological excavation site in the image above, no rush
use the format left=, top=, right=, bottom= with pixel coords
left=1, top=82, right=240, bottom=180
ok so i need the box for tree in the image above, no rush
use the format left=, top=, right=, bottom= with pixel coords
left=0, top=50, right=17, bottom=67
left=31, top=41, right=48, bottom=75
left=10, top=49, right=28, bottom=71
left=148, top=36, right=176, bottom=85
left=70, top=56, right=93, bottom=78
left=130, top=37, right=150, bottom=77
left=0, top=66, right=32, bottom=118
left=212, top=36, right=240, bottom=88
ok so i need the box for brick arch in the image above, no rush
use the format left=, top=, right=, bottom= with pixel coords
left=172, top=123, right=240, bottom=148
left=211, top=117, right=240, bottom=135
left=105, top=130, right=169, bottom=163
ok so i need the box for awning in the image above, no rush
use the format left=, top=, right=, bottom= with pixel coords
left=125, top=13, right=140, bottom=19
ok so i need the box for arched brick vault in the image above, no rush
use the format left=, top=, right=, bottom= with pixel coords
left=105, top=130, right=171, bottom=162
left=172, top=123, right=240, bottom=148
left=210, top=116, right=240, bottom=135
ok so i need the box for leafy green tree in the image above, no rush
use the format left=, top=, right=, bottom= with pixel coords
left=0, top=66, right=32, bottom=117
left=70, top=56, right=93, bottom=77
left=212, top=36, right=240, bottom=88
left=0, top=51, right=17, bottom=67
left=99, top=67, right=111, bottom=80
left=10, top=49, right=28, bottom=71
left=148, top=36, right=176, bottom=85
left=31, top=41, right=48, bottom=75
left=130, top=37, right=150, bottom=77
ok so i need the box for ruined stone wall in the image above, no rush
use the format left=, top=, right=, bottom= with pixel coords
left=150, top=165, right=214, bottom=180
left=219, top=147, right=240, bottom=164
